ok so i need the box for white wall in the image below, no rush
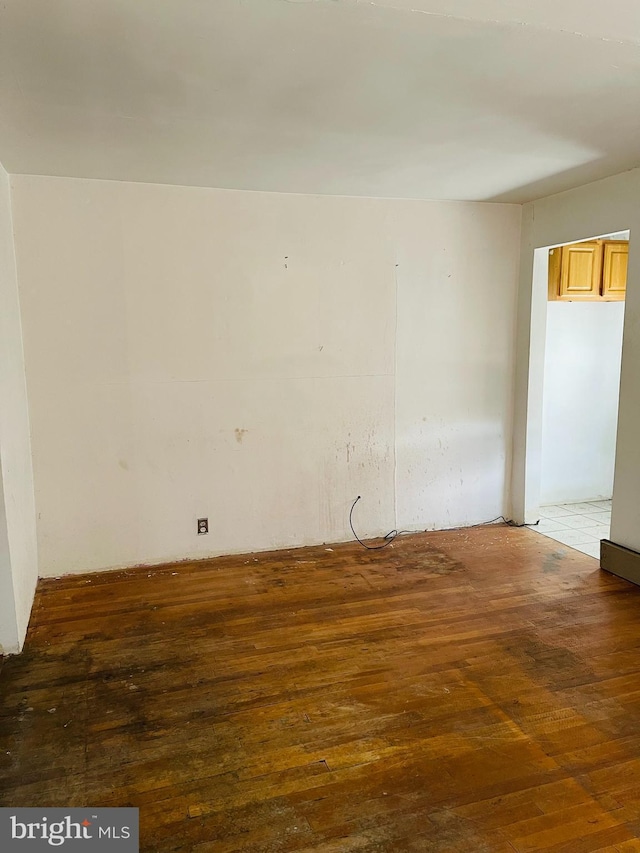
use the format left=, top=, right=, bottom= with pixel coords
left=512, top=166, right=640, bottom=553
left=540, top=302, right=624, bottom=505
left=0, top=163, right=38, bottom=651
left=0, top=469, right=20, bottom=653
left=9, top=175, right=521, bottom=577
left=394, top=203, right=520, bottom=530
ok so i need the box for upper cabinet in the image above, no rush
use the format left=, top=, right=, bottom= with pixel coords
left=602, top=241, right=629, bottom=300
left=560, top=241, right=603, bottom=300
left=549, top=239, right=628, bottom=301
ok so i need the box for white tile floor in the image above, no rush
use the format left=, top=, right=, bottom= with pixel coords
left=526, top=500, right=611, bottom=559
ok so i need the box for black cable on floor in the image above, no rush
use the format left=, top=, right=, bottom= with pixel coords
left=349, top=497, right=534, bottom=551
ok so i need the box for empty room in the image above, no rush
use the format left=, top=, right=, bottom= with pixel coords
left=3, top=1, right=640, bottom=851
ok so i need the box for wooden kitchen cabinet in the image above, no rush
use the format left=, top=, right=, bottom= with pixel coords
left=559, top=241, right=603, bottom=300
left=548, top=239, right=628, bottom=301
left=602, top=241, right=628, bottom=301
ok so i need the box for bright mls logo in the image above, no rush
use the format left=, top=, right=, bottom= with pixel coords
left=0, top=808, right=138, bottom=851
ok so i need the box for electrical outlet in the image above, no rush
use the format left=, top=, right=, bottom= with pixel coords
left=197, top=518, right=208, bottom=535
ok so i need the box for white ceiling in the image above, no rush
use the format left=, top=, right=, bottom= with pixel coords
left=1, top=0, right=640, bottom=202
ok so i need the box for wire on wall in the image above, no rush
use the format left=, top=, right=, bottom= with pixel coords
left=349, top=496, right=532, bottom=551
left=349, top=496, right=400, bottom=550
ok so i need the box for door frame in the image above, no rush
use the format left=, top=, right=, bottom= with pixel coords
left=514, top=231, right=629, bottom=526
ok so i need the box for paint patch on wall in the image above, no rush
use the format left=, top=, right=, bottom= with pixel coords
left=234, top=428, right=248, bottom=444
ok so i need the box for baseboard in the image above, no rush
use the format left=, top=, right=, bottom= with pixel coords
left=600, top=539, right=640, bottom=586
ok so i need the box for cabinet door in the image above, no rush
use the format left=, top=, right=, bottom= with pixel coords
left=602, top=241, right=628, bottom=300
left=559, top=241, right=603, bottom=300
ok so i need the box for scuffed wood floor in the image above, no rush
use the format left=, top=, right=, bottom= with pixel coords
left=3, top=526, right=640, bottom=852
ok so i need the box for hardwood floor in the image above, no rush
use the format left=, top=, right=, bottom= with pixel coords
left=3, top=525, right=640, bottom=851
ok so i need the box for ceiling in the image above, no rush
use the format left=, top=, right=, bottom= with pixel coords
left=1, top=0, right=640, bottom=202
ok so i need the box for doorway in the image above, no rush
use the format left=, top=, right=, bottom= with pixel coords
left=524, top=231, right=628, bottom=557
